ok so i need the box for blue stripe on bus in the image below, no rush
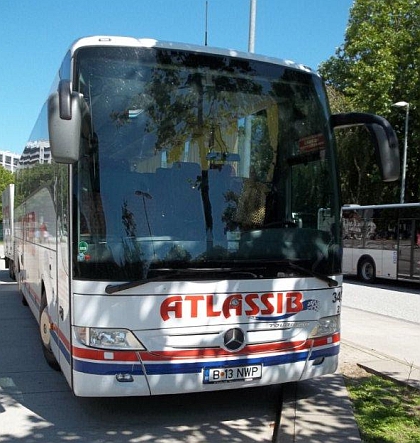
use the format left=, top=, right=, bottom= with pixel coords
left=73, top=359, right=145, bottom=375
left=72, top=345, right=338, bottom=376
left=309, top=345, right=340, bottom=360
left=51, top=328, right=72, bottom=364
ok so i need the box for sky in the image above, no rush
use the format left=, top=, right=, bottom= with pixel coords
left=0, top=0, right=354, bottom=154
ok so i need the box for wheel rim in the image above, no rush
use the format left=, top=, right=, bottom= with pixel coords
left=362, top=263, right=374, bottom=280
left=40, top=307, right=51, bottom=348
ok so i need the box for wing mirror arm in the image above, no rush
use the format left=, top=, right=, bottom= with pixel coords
left=330, top=112, right=400, bottom=183
left=58, top=79, right=72, bottom=120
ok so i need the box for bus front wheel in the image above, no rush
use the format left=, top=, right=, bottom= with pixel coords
left=358, top=257, right=376, bottom=283
left=39, top=295, right=60, bottom=371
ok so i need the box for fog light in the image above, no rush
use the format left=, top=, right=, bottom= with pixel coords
left=313, top=357, right=325, bottom=366
left=116, top=373, right=134, bottom=383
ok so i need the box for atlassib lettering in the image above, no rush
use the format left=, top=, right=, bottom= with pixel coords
left=160, top=292, right=304, bottom=321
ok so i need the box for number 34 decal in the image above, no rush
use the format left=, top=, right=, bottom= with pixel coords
left=332, top=290, right=342, bottom=314
left=332, top=290, right=342, bottom=303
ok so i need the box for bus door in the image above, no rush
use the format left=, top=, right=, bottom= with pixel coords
left=55, top=169, right=72, bottom=383
left=414, top=219, right=420, bottom=279
left=397, top=219, right=420, bottom=279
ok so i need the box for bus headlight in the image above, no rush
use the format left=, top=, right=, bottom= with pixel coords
left=308, top=315, right=340, bottom=338
left=74, top=327, right=146, bottom=350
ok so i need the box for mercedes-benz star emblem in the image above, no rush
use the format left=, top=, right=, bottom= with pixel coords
left=223, top=328, right=245, bottom=352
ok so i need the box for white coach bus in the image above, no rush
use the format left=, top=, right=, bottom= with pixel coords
left=10, top=36, right=399, bottom=396
left=343, top=203, right=420, bottom=283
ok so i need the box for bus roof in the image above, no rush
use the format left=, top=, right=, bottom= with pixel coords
left=343, top=203, right=420, bottom=211
left=68, top=35, right=317, bottom=76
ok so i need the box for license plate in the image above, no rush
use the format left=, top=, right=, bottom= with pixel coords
left=203, top=364, right=262, bottom=384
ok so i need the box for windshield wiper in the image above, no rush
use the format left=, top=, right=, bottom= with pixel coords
left=105, top=267, right=260, bottom=294
left=287, top=261, right=338, bottom=287
left=105, top=262, right=338, bottom=295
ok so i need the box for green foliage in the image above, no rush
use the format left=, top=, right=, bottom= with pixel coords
left=345, top=374, right=420, bottom=442
left=0, top=166, right=14, bottom=222
left=320, top=0, right=420, bottom=203
left=0, top=165, right=14, bottom=192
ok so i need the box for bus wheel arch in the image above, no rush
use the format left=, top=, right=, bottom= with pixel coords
left=39, top=288, right=60, bottom=371
left=357, top=255, right=376, bottom=283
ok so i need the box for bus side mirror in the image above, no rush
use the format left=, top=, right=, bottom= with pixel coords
left=48, top=79, right=85, bottom=164
left=331, top=112, right=400, bottom=182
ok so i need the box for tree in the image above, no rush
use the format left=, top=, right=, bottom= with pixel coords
left=0, top=166, right=14, bottom=222
left=320, top=0, right=420, bottom=203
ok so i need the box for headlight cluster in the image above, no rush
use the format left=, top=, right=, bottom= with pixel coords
left=74, top=327, right=145, bottom=350
left=309, top=315, right=340, bottom=338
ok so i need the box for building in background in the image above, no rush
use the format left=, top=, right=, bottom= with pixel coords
left=0, top=150, right=21, bottom=172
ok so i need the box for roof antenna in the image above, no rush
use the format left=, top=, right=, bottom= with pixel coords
left=204, top=0, right=208, bottom=46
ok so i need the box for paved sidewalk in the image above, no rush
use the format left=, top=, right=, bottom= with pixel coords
left=278, top=373, right=361, bottom=443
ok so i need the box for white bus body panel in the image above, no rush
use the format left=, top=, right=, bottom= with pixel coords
left=342, top=247, right=397, bottom=280
left=67, top=278, right=342, bottom=397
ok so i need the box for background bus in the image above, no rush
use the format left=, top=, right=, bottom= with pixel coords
left=9, top=36, right=398, bottom=397
left=342, top=203, right=420, bottom=283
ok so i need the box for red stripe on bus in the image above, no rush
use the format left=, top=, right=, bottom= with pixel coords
left=71, top=333, right=339, bottom=362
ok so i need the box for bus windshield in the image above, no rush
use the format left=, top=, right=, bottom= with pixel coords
left=73, top=46, right=340, bottom=281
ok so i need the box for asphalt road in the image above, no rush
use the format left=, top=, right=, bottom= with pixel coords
left=340, top=276, right=420, bottom=379
left=342, top=276, right=420, bottom=324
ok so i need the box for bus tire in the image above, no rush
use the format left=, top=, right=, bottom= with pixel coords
left=17, top=264, right=28, bottom=306
left=358, top=257, right=376, bottom=283
left=39, top=294, right=60, bottom=371
left=8, top=260, right=16, bottom=281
